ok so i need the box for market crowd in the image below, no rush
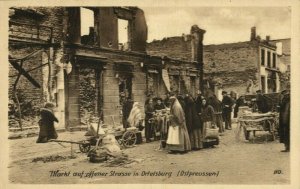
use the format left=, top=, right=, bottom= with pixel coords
left=36, top=88, right=290, bottom=154
left=122, top=90, right=235, bottom=154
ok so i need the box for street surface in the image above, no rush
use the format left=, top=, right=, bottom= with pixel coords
left=8, top=123, right=290, bottom=184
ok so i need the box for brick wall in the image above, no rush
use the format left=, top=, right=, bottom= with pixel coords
left=147, top=36, right=192, bottom=61
left=9, top=7, right=65, bottom=127
left=147, top=38, right=261, bottom=96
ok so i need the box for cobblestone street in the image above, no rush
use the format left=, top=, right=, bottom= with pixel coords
left=8, top=123, right=290, bottom=184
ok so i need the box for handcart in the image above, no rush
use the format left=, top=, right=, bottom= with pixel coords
left=238, top=112, right=279, bottom=141
left=49, top=117, right=139, bottom=153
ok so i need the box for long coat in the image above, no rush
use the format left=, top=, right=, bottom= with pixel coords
left=184, top=96, right=201, bottom=133
left=37, top=108, right=59, bottom=143
left=279, top=93, right=290, bottom=146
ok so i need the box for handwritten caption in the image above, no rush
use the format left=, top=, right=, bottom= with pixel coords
left=49, top=170, right=220, bottom=178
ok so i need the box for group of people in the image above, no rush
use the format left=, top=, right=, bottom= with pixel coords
left=36, top=87, right=290, bottom=154
left=123, top=90, right=235, bottom=154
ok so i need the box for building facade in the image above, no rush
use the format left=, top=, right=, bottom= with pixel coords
left=270, top=38, right=291, bottom=90
left=147, top=27, right=281, bottom=99
left=8, top=7, right=205, bottom=129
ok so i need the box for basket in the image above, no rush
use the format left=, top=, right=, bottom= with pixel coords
left=205, top=127, right=219, bottom=139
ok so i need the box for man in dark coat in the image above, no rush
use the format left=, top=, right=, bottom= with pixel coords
left=278, top=90, right=290, bottom=152
left=37, top=102, right=59, bottom=143
left=234, top=95, right=247, bottom=118
left=256, top=90, right=269, bottom=113
left=221, top=91, right=233, bottom=130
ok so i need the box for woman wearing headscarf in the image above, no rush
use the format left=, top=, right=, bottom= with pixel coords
left=199, top=98, right=216, bottom=140
left=166, top=96, right=191, bottom=153
left=36, top=102, right=59, bottom=143
left=127, top=102, right=143, bottom=130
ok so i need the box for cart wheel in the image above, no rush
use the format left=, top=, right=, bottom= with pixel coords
left=122, top=131, right=137, bottom=148
left=79, top=142, right=91, bottom=153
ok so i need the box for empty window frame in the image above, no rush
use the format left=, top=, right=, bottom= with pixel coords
left=80, top=8, right=95, bottom=45
left=267, top=51, right=271, bottom=68
left=118, top=19, right=129, bottom=50
left=261, top=49, right=265, bottom=66
left=272, top=53, right=276, bottom=68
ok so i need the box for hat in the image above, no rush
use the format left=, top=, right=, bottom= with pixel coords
left=256, top=90, right=262, bottom=93
left=44, top=102, right=55, bottom=109
left=222, top=91, right=227, bottom=95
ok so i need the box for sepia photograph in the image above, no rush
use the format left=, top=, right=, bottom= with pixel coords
left=1, top=0, right=299, bottom=188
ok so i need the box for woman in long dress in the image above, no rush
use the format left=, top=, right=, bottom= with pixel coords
left=166, top=96, right=191, bottom=153
left=184, top=94, right=203, bottom=150
left=36, top=102, right=59, bottom=143
left=199, top=98, right=216, bottom=141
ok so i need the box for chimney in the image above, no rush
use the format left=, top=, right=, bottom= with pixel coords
left=266, top=35, right=270, bottom=42
left=190, top=25, right=206, bottom=93
left=250, top=27, right=256, bottom=41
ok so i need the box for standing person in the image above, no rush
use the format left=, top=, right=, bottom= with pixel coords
left=208, top=95, right=224, bottom=134
left=122, top=97, right=133, bottom=129
left=184, top=94, right=203, bottom=150
left=222, top=91, right=233, bottom=130
left=163, top=92, right=171, bottom=108
left=195, top=90, right=205, bottom=114
left=234, top=95, right=246, bottom=118
left=166, top=96, right=191, bottom=154
left=256, top=90, right=269, bottom=113
left=199, top=98, right=216, bottom=142
left=177, top=94, right=186, bottom=111
left=278, top=90, right=290, bottom=152
left=127, top=102, right=143, bottom=130
left=154, top=98, right=166, bottom=111
left=144, top=98, right=155, bottom=142
left=36, top=102, right=59, bottom=143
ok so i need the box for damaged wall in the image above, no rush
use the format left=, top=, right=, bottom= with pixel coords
left=147, top=38, right=264, bottom=96
left=8, top=7, right=65, bottom=128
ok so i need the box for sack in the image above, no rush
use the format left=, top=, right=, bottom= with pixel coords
left=167, top=126, right=180, bottom=145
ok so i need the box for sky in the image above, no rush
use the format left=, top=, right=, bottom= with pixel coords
left=140, top=7, right=291, bottom=45
left=80, top=7, right=291, bottom=45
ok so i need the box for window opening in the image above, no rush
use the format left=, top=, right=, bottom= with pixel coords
left=80, top=8, right=95, bottom=45
left=261, top=49, right=265, bottom=66
left=118, top=19, right=129, bottom=50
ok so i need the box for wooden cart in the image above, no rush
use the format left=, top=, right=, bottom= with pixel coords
left=238, top=112, right=279, bottom=141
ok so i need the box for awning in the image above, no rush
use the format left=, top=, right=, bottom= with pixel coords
left=162, top=69, right=171, bottom=92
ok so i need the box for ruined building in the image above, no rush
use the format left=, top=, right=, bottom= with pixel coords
left=147, top=27, right=282, bottom=98
left=8, top=7, right=205, bottom=130
left=270, top=38, right=291, bottom=90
